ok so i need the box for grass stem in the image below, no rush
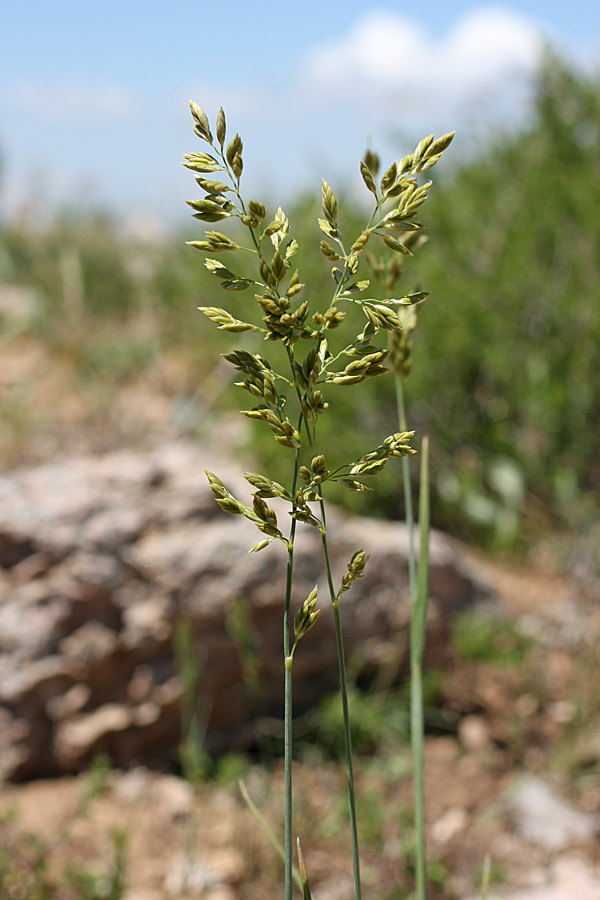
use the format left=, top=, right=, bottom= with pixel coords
left=319, top=494, right=362, bottom=900
left=411, top=436, right=430, bottom=900
left=395, top=375, right=416, bottom=597
left=284, top=443, right=302, bottom=900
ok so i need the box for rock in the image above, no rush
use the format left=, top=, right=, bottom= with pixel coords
left=314, top=876, right=356, bottom=900
left=201, top=889, right=238, bottom=900
left=60, top=621, right=119, bottom=664
left=548, top=700, right=577, bottom=725
left=505, top=775, right=600, bottom=851
left=1, top=656, right=85, bottom=706
left=46, top=684, right=91, bottom=721
left=164, top=856, right=223, bottom=895
left=459, top=715, right=493, bottom=753
left=151, top=774, right=194, bottom=821
left=54, top=703, right=133, bottom=769
left=478, top=854, right=600, bottom=900
left=0, top=440, right=494, bottom=780
left=112, top=766, right=152, bottom=803
left=122, top=890, right=165, bottom=900
left=572, top=726, right=600, bottom=769
left=430, top=806, right=469, bottom=846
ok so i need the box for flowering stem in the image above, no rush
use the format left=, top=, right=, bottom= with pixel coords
left=411, top=437, right=430, bottom=900
left=319, top=493, right=362, bottom=900
left=396, top=371, right=428, bottom=899
left=395, top=374, right=416, bottom=597
left=284, top=441, right=302, bottom=900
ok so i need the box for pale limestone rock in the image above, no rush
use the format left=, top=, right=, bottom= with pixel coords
left=506, top=776, right=600, bottom=851
left=0, top=440, right=492, bottom=780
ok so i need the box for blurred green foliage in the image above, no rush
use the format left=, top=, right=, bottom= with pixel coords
left=452, top=611, right=532, bottom=668
left=246, top=55, right=600, bottom=545
left=412, top=54, right=600, bottom=544
left=1, top=55, right=598, bottom=546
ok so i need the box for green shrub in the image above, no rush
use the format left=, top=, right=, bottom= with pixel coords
left=241, top=55, right=600, bottom=544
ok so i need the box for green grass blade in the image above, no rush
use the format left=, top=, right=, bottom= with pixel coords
left=411, top=435, right=430, bottom=900
left=239, top=779, right=303, bottom=892
left=412, top=436, right=430, bottom=663
left=395, top=375, right=416, bottom=599
left=297, top=838, right=314, bottom=900
left=481, top=855, right=491, bottom=900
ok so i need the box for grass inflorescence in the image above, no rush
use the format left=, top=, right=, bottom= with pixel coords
left=184, top=100, right=453, bottom=899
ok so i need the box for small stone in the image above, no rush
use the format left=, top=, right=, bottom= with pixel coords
left=459, top=715, right=492, bottom=753
left=152, top=775, right=194, bottom=821
left=202, top=888, right=237, bottom=900
left=506, top=775, right=600, bottom=851
left=164, top=857, right=221, bottom=896
left=122, top=890, right=164, bottom=900
left=574, top=728, right=600, bottom=768
left=549, top=700, right=577, bottom=724
left=472, top=854, right=600, bottom=899
left=200, top=848, right=245, bottom=884
left=313, top=875, right=355, bottom=900
left=431, top=806, right=469, bottom=845
left=112, top=767, right=151, bottom=804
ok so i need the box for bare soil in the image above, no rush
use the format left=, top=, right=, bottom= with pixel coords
left=1, top=559, right=599, bottom=899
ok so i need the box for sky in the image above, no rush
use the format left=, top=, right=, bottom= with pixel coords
left=1, top=1, right=599, bottom=233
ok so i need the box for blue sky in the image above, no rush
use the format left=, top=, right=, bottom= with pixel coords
left=1, top=1, right=598, bottom=232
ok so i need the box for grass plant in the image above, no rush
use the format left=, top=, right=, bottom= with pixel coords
left=184, top=103, right=453, bottom=898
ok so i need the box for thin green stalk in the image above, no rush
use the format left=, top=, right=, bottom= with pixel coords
left=410, top=656, right=426, bottom=899
left=283, top=541, right=294, bottom=900
left=410, top=437, right=430, bottom=900
left=395, top=375, right=416, bottom=597
left=480, top=855, right=491, bottom=900
left=289, top=342, right=362, bottom=898
left=396, top=369, right=429, bottom=899
left=284, top=442, right=302, bottom=900
left=319, top=494, right=362, bottom=900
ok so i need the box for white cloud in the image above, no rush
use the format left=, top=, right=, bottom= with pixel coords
left=442, top=8, right=543, bottom=87
left=178, top=9, right=546, bottom=212
left=0, top=7, right=556, bottom=222
left=300, top=6, right=544, bottom=118
left=306, top=13, right=426, bottom=87
left=3, top=83, right=135, bottom=122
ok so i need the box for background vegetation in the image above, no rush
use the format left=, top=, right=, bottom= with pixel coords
left=1, top=55, right=598, bottom=551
